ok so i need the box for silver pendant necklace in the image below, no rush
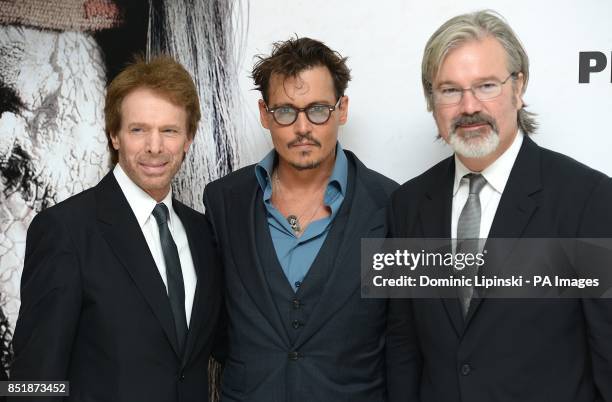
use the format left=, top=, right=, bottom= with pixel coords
left=272, top=170, right=324, bottom=235
left=287, top=215, right=301, bottom=233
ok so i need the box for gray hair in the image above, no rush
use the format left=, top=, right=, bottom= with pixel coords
left=421, top=10, right=537, bottom=135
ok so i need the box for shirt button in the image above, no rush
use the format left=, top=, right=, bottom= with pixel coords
left=292, top=320, right=302, bottom=329
left=288, top=351, right=301, bottom=360
left=461, top=364, right=471, bottom=376
left=292, top=298, right=301, bottom=309
left=295, top=281, right=301, bottom=288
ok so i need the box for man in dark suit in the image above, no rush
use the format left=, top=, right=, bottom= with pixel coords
left=204, top=37, right=399, bottom=401
left=10, top=56, right=223, bottom=402
left=386, top=10, right=612, bottom=402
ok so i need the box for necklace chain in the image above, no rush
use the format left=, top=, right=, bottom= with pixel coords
left=272, top=170, right=324, bottom=235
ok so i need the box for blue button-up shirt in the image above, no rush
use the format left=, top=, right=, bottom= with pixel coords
left=255, top=143, right=348, bottom=292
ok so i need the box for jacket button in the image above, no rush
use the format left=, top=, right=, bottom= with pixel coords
left=292, top=298, right=301, bottom=309
left=292, top=320, right=302, bottom=329
left=461, top=364, right=471, bottom=376
left=288, top=351, right=300, bottom=360
left=179, top=373, right=185, bottom=381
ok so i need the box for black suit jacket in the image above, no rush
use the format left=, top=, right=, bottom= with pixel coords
left=10, top=172, right=223, bottom=402
left=204, top=150, right=401, bottom=402
left=386, top=136, right=612, bottom=402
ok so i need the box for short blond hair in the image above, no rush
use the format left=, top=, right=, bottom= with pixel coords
left=422, top=10, right=537, bottom=134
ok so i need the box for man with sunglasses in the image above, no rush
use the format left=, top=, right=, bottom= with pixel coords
left=386, top=10, right=612, bottom=402
left=203, top=37, right=400, bottom=401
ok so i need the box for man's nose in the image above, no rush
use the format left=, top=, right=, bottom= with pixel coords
left=458, top=89, right=483, bottom=115
left=293, top=110, right=312, bottom=136
left=145, top=131, right=163, bottom=153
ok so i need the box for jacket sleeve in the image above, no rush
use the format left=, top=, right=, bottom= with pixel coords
left=9, top=210, right=82, bottom=398
left=578, top=176, right=612, bottom=402
left=203, top=183, right=228, bottom=365
left=385, top=199, right=422, bottom=402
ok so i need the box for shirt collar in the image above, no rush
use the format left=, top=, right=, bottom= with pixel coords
left=255, top=142, right=348, bottom=198
left=113, top=163, right=174, bottom=228
left=453, top=131, right=524, bottom=196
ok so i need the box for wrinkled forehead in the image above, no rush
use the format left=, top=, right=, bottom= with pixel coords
left=268, top=66, right=336, bottom=104
left=433, top=37, right=509, bottom=85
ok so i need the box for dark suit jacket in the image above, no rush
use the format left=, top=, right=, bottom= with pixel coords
left=204, top=150, right=401, bottom=402
left=386, top=136, right=612, bottom=402
left=10, top=172, right=223, bottom=402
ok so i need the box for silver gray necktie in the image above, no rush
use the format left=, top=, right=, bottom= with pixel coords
left=456, top=173, right=487, bottom=317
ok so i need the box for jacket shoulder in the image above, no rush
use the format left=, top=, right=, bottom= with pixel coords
left=25, top=185, right=99, bottom=252
left=204, top=164, right=257, bottom=195
left=202, top=164, right=258, bottom=213
left=173, top=198, right=206, bottom=222
left=539, top=146, right=609, bottom=184
left=393, top=156, right=453, bottom=201
left=345, top=150, right=399, bottom=196
left=33, top=186, right=97, bottom=223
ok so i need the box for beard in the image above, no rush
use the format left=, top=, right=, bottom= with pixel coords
left=447, top=112, right=500, bottom=159
left=286, top=133, right=325, bottom=170
left=290, top=159, right=321, bottom=170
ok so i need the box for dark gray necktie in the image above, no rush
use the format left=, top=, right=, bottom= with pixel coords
left=456, top=173, right=487, bottom=317
left=152, top=203, right=187, bottom=353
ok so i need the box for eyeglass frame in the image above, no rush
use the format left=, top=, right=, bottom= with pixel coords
left=430, top=72, right=518, bottom=107
left=263, top=97, right=343, bottom=126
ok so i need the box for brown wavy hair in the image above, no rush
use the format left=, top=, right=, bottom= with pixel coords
left=251, top=36, right=351, bottom=103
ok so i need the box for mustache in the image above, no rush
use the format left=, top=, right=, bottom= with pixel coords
left=288, top=133, right=321, bottom=148
left=452, top=112, right=498, bottom=133
left=0, top=144, right=57, bottom=211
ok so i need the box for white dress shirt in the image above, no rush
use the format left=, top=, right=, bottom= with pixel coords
left=113, top=164, right=197, bottom=327
left=452, top=132, right=524, bottom=241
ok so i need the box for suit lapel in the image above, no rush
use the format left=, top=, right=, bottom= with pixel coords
left=226, top=181, right=291, bottom=347
left=418, top=158, right=465, bottom=337
left=464, top=136, right=542, bottom=326
left=95, top=173, right=181, bottom=358
left=174, top=201, right=212, bottom=366
left=488, top=136, right=541, bottom=238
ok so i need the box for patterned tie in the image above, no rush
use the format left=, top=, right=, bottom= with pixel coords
left=152, top=203, right=187, bottom=353
left=456, top=173, right=487, bottom=317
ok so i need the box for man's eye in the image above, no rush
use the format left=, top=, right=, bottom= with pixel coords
left=439, top=87, right=461, bottom=96
left=478, top=82, right=499, bottom=92
left=276, top=107, right=295, bottom=114
left=130, top=127, right=143, bottom=133
left=309, top=105, right=329, bottom=113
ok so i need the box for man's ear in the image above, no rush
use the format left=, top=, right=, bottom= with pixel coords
left=259, top=99, right=271, bottom=129
left=110, top=132, right=120, bottom=150
left=338, top=95, right=349, bottom=125
left=514, top=72, right=525, bottom=110
left=183, top=136, right=194, bottom=153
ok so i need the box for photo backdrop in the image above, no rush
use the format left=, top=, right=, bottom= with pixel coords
left=1, top=0, right=611, bottom=380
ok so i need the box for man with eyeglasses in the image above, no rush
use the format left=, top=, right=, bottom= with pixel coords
left=203, top=37, right=400, bottom=401
left=386, top=10, right=612, bottom=402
